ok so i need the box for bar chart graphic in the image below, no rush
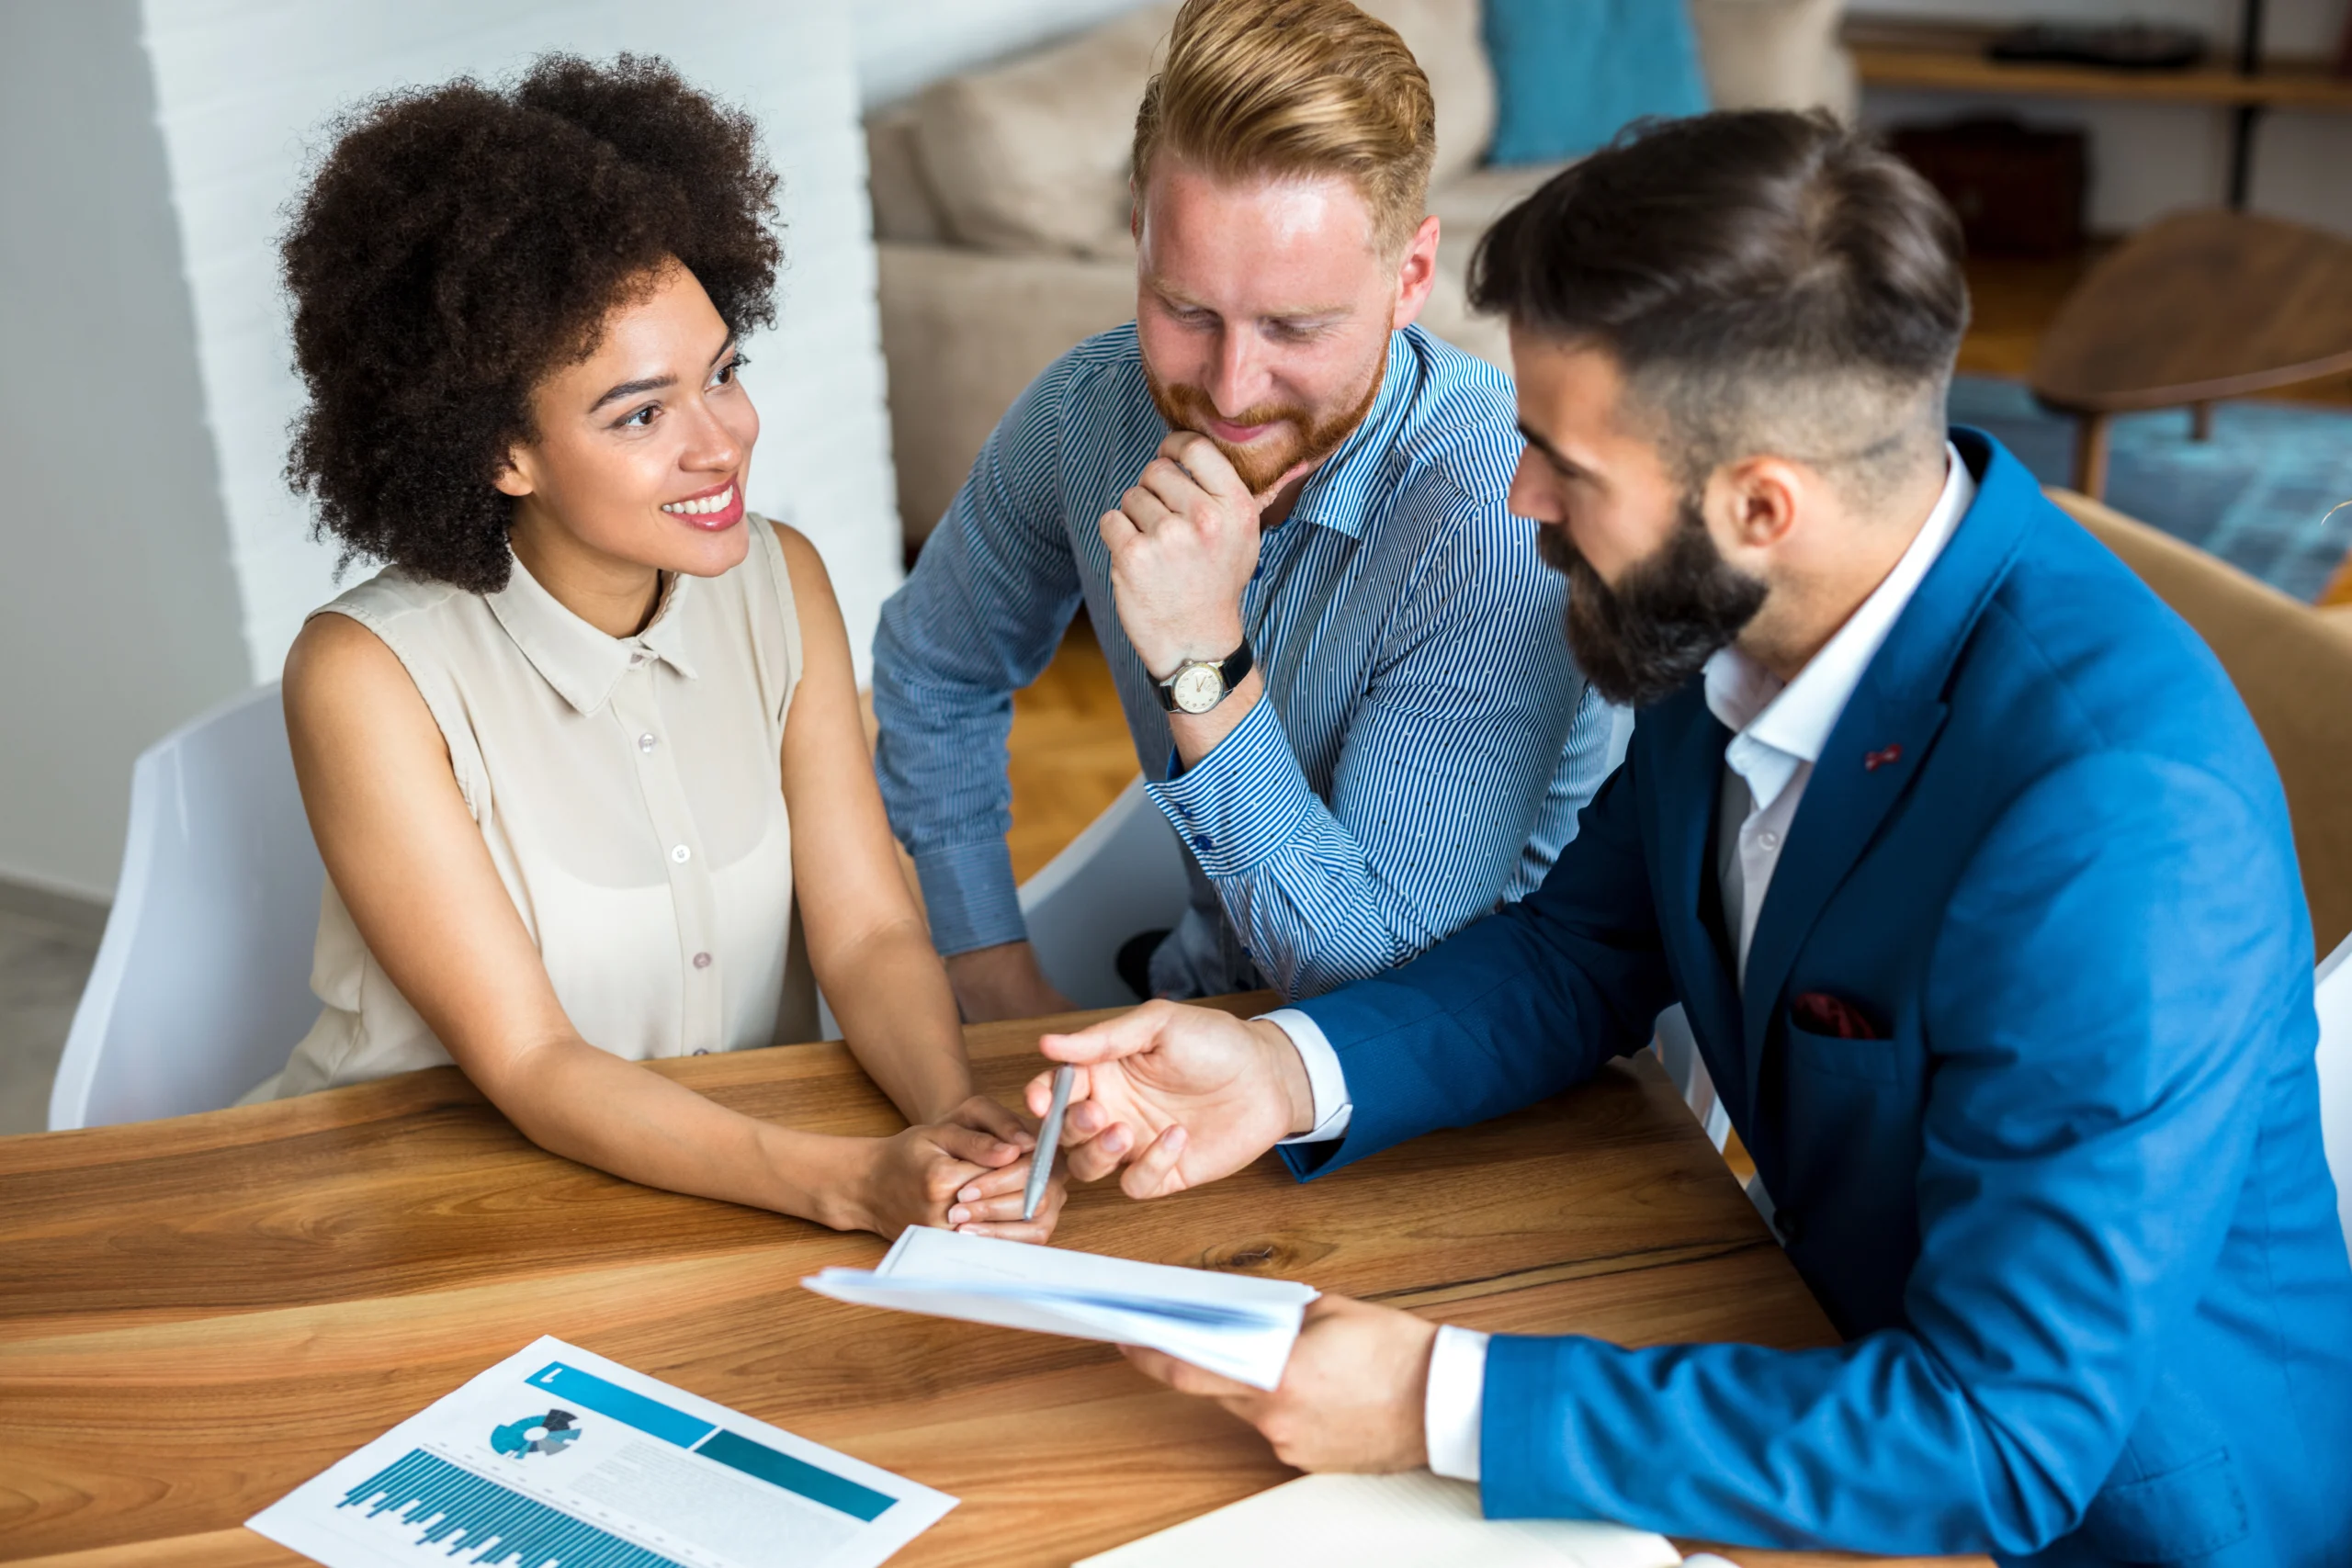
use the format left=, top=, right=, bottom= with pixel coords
left=339, top=1447, right=686, bottom=1568
left=523, top=1359, right=895, bottom=1521
left=249, top=1337, right=954, bottom=1568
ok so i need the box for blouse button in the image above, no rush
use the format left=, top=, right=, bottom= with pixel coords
left=639, top=733, right=657, bottom=753
left=671, top=845, right=691, bottom=863
left=693, top=952, right=712, bottom=969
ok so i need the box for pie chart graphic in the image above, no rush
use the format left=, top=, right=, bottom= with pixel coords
left=491, top=1408, right=582, bottom=1459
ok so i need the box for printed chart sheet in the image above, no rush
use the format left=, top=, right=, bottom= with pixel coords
left=249, top=1336, right=953, bottom=1568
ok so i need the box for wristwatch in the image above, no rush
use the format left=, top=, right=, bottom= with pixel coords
left=1153, top=638, right=1254, bottom=716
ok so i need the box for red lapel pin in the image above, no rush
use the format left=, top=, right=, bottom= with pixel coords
left=1863, top=743, right=1904, bottom=773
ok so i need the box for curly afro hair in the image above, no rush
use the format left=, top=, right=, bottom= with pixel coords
left=281, top=54, right=782, bottom=593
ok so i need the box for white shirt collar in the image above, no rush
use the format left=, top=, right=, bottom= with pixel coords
left=1703, top=442, right=1974, bottom=811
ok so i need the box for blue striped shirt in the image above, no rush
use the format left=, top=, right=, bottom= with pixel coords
left=871, top=321, right=1610, bottom=1000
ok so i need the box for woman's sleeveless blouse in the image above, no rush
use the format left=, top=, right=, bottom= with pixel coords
left=276, top=517, right=818, bottom=1096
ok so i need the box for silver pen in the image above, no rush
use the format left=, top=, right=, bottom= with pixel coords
left=1022, top=1064, right=1075, bottom=1222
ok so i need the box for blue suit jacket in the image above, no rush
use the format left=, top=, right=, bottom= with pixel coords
left=1285, top=433, right=2352, bottom=1566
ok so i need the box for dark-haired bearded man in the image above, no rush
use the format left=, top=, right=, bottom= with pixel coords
left=1028, top=108, right=2352, bottom=1568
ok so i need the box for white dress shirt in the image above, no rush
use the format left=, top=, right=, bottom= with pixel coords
left=1266, top=446, right=1974, bottom=1482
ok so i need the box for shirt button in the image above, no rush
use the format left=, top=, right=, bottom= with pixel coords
left=693, top=952, right=712, bottom=969
left=639, top=733, right=657, bottom=753
left=671, top=845, right=691, bottom=863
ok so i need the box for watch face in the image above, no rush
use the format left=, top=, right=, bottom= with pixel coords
left=1170, top=663, right=1227, bottom=714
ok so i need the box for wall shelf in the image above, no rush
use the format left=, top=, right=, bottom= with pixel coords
left=1846, top=13, right=2352, bottom=206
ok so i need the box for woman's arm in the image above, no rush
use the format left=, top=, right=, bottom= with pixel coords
left=773, top=523, right=1064, bottom=1238
left=281, top=612, right=1005, bottom=1236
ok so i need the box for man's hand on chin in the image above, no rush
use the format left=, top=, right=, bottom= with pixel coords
left=1122, top=1295, right=1437, bottom=1472
left=1098, top=430, right=1261, bottom=680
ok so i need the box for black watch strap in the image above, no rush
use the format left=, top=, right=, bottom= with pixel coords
left=1153, top=637, right=1254, bottom=712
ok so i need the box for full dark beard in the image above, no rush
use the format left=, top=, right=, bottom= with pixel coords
left=1538, top=496, right=1769, bottom=707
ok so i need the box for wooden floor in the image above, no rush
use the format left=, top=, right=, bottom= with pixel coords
left=1004, top=616, right=1141, bottom=883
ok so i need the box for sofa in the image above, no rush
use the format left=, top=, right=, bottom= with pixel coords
left=867, top=0, right=1857, bottom=547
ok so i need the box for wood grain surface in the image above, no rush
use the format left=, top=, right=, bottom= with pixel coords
left=0, top=1000, right=1983, bottom=1568
left=2031, top=209, right=2352, bottom=414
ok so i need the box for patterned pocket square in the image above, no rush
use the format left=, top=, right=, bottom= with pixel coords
left=1790, top=990, right=1886, bottom=1041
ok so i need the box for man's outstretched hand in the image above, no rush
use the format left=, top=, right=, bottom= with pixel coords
left=1024, top=1000, right=1317, bottom=1198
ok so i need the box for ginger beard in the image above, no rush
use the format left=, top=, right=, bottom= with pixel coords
left=1143, top=355, right=1385, bottom=499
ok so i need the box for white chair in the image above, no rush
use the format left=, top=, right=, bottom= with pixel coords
left=1017, top=776, right=1194, bottom=1008
left=50, top=684, right=324, bottom=1130
left=2314, top=931, right=2352, bottom=1254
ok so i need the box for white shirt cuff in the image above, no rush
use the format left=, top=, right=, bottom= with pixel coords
left=1261, top=1008, right=1352, bottom=1144
left=1424, top=1325, right=1490, bottom=1482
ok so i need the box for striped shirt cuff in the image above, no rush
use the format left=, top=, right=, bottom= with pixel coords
left=1144, top=697, right=1317, bottom=879
left=911, top=836, right=1027, bottom=957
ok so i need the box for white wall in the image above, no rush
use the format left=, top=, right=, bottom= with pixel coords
left=1853, top=1, right=2352, bottom=235
left=0, top=0, right=250, bottom=901
left=141, top=0, right=903, bottom=682
left=854, top=0, right=1161, bottom=107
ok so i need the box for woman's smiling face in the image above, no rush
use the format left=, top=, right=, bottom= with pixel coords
left=497, top=259, right=761, bottom=582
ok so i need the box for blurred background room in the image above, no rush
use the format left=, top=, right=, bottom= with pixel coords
left=4, top=0, right=2349, bottom=1135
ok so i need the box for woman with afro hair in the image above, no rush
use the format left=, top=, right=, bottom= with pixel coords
left=267, top=55, right=1061, bottom=1242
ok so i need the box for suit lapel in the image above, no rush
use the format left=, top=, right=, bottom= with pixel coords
left=1738, top=690, right=1948, bottom=1086
left=1736, top=428, right=2039, bottom=1103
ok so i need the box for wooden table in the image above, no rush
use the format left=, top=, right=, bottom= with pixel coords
left=2029, top=209, right=2352, bottom=499
left=0, top=1001, right=1981, bottom=1567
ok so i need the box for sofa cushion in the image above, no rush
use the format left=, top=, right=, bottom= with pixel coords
left=866, top=104, right=946, bottom=245
left=911, top=0, right=1493, bottom=261
left=1688, top=0, right=1859, bottom=120
left=1483, top=0, right=1711, bottom=165
left=915, top=4, right=1176, bottom=259
left=1358, top=0, right=1495, bottom=189
left=875, top=245, right=1140, bottom=539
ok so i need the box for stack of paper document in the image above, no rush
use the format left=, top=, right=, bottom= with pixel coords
left=1077, top=1471, right=1684, bottom=1568
left=804, top=1226, right=1318, bottom=1390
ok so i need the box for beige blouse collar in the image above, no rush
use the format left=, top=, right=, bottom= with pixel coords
left=486, top=551, right=701, bottom=716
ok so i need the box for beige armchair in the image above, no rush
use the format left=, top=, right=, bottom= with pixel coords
left=867, top=0, right=1855, bottom=547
